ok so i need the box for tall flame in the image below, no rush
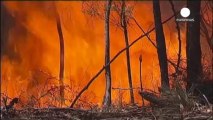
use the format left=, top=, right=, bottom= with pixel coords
left=2, top=1, right=210, bottom=108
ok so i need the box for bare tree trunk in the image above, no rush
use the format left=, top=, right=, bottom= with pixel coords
left=153, top=0, right=169, bottom=88
left=186, top=0, right=202, bottom=90
left=139, top=55, right=144, bottom=106
left=169, top=0, right=182, bottom=73
left=200, top=1, right=212, bottom=51
left=121, top=0, right=134, bottom=104
left=200, top=15, right=212, bottom=50
left=56, top=10, right=65, bottom=107
left=103, top=0, right=112, bottom=108
left=70, top=13, right=176, bottom=108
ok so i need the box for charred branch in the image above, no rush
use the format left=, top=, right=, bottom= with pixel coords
left=139, top=55, right=145, bottom=106
left=70, top=13, right=176, bottom=108
left=131, top=16, right=185, bottom=71
left=186, top=1, right=202, bottom=90
left=169, top=0, right=182, bottom=74
left=121, top=0, right=134, bottom=105
left=103, top=0, right=112, bottom=108
left=153, top=0, right=169, bottom=88
left=139, top=91, right=167, bottom=107
left=55, top=6, right=65, bottom=107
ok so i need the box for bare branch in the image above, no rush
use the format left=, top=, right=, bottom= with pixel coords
left=70, top=13, right=176, bottom=108
left=169, top=0, right=182, bottom=74
left=131, top=16, right=185, bottom=71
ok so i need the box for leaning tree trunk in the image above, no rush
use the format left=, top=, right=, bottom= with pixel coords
left=103, top=0, right=112, bottom=108
left=153, top=0, right=169, bottom=88
left=56, top=9, right=65, bottom=107
left=186, top=0, right=202, bottom=90
left=121, top=0, right=134, bottom=104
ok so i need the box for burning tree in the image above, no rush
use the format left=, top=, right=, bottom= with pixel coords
left=153, top=0, right=169, bottom=88
left=1, top=1, right=213, bottom=119
left=78, top=1, right=136, bottom=106
left=55, top=4, right=65, bottom=107
left=120, top=0, right=135, bottom=104
left=186, top=1, right=202, bottom=90
left=103, top=0, right=112, bottom=108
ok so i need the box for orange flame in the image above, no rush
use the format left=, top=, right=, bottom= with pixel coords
left=2, top=1, right=203, bottom=108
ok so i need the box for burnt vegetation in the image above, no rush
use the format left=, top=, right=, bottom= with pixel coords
left=1, top=0, right=212, bottom=120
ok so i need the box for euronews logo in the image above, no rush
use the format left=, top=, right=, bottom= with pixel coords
left=180, top=8, right=190, bottom=17
left=176, top=7, right=194, bottom=22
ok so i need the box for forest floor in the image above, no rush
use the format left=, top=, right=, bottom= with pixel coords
left=1, top=102, right=212, bottom=120
left=1, top=82, right=213, bottom=120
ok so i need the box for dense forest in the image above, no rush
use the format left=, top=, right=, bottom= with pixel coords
left=1, top=1, right=212, bottom=119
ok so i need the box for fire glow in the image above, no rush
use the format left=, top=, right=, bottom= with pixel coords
left=2, top=1, right=205, bottom=108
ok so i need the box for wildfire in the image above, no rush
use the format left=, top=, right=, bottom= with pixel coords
left=2, top=1, right=206, bottom=108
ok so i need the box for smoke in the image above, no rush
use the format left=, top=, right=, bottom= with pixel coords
left=1, top=2, right=56, bottom=99
left=1, top=3, right=18, bottom=61
left=3, top=1, right=205, bottom=107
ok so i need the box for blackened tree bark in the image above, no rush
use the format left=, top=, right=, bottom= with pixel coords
left=121, top=0, right=134, bottom=104
left=56, top=10, right=65, bottom=106
left=103, top=0, right=112, bottom=108
left=169, top=0, right=182, bottom=73
left=153, top=0, right=169, bottom=88
left=186, top=1, right=202, bottom=90
left=70, top=12, right=176, bottom=108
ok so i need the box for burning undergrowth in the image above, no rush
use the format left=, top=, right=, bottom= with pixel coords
left=1, top=1, right=212, bottom=119
left=1, top=1, right=162, bottom=107
left=1, top=79, right=212, bottom=120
